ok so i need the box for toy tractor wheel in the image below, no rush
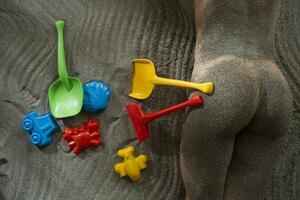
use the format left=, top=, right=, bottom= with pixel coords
left=23, top=119, right=34, bottom=131
left=30, top=133, right=42, bottom=145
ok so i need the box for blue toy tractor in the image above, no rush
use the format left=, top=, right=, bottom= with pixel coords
left=22, top=112, right=59, bottom=147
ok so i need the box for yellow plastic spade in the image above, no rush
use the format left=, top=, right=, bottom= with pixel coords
left=129, top=59, right=214, bottom=99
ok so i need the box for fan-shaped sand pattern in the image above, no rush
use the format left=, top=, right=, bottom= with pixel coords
left=265, top=0, right=300, bottom=199
left=0, top=0, right=194, bottom=199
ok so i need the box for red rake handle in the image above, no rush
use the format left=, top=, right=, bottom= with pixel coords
left=143, top=95, right=203, bottom=122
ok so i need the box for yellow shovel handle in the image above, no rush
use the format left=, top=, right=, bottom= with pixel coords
left=152, top=77, right=214, bottom=94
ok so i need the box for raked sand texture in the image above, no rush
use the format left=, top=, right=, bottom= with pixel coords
left=266, top=0, right=300, bottom=199
left=0, top=0, right=194, bottom=200
left=0, top=0, right=299, bottom=200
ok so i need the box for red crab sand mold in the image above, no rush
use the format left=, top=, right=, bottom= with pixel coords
left=126, top=95, right=203, bottom=142
left=62, top=118, right=102, bottom=154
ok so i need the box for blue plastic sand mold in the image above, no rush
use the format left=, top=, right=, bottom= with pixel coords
left=83, top=80, right=111, bottom=112
left=22, top=112, right=59, bottom=147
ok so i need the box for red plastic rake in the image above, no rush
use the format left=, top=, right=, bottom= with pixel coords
left=126, top=95, right=203, bottom=142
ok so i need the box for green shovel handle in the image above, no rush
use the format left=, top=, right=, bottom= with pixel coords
left=56, top=20, right=71, bottom=91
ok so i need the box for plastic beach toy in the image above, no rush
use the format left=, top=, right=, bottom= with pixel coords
left=22, top=112, right=59, bottom=147
left=114, top=146, right=147, bottom=181
left=83, top=80, right=111, bottom=112
left=129, top=59, right=214, bottom=99
left=62, top=118, right=101, bottom=154
left=48, top=20, right=83, bottom=118
left=126, top=95, right=203, bottom=142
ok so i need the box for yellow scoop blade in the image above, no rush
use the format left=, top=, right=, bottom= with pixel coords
left=129, top=58, right=214, bottom=99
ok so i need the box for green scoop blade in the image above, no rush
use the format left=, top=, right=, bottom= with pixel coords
left=48, top=20, right=83, bottom=118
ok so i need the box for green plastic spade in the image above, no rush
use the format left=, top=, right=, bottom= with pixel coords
left=48, top=20, right=83, bottom=118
